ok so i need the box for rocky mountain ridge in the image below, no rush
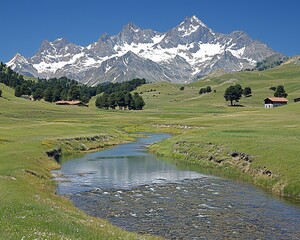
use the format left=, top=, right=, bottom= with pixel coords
left=7, top=16, right=279, bottom=85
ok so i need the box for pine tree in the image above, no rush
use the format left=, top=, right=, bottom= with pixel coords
left=32, top=88, right=44, bottom=100
left=52, top=88, right=62, bottom=102
left=116, top=92, right=125, bottom=109
left=125, top=92, right=133, bottom=110
left=43, top=88, right=53, bottom=102
left=14, top=85, right=22, bottom=97
left=95, top=93, right=109, bottom=109
left=68, top=85, right=80, bottom=100
left=132, top=92, right=145, bottom=110
left=108, top=93, right=117, bottom=109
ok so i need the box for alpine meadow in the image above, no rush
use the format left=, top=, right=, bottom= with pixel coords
left=1, top=10, right=300, bottom=240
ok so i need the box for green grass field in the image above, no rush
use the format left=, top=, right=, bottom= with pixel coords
left=0, top=61, right=299, bottom=239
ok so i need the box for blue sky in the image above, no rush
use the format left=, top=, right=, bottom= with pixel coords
left=1, top=0, right=299, bottom=62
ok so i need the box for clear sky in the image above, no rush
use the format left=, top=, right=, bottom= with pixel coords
left=1, top=0, right=299, bottom=63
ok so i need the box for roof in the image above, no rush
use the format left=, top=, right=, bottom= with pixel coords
left=55, top=100, right=82, bottom=105
left=264, top=97, right=288, bottom=102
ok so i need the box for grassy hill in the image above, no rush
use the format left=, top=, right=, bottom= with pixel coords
left=140, top=62, right=300, bottom=198
left=0, top=61, right=299, bottom=238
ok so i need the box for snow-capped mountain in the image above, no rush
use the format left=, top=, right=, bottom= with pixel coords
left=7, top=16, right=279, bottom=85
left=6, top=53, right=39, bottom=77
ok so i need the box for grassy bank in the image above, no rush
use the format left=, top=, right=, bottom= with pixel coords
left=0, top=84, right=160, bottom=239
left=0, top=62, right=299, bottom=238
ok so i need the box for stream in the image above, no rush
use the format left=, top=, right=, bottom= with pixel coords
left=53, top=133, right=300, bottom=239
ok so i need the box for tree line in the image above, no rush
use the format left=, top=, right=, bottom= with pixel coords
left=95, top=91, right=145, bottom=110
left=0, top=62, right=94, bottom=102
left=16, top=77, right=96, bottom=103
left=0, top=62, right=34, bottom=90
left=94, top=78, right=146, bottom=110
left=96, top=78, right=146, bottom=94
left=0, top=62, right=146, bottom=108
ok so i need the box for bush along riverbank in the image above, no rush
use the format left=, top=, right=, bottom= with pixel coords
left=149, top=136, right=299, bottom=201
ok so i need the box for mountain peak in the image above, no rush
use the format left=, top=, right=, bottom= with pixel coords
left=40, top=39, right=51, bottom=51
left=182, top=15, right=208, bottom=28
left=7, top=53, right=27, bottom=65
left=51, top=38, right=72, bottom=49
left=53, top=38, right=69, bottom=44
left=98, top=33, right=109, bottom=42
left=39, top=38, right=71, bottom=52
left=13, top=52, right=24, bottom=59
left=123, top=22, right=141, bottom=33
left=158, top=15, right=214, bottom=47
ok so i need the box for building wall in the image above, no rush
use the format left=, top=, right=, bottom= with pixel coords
left=265, top=102, right=287, bottom=108
left=273, top=102, right=286, bottom=107
left=265, top=104, right=274, bottom=108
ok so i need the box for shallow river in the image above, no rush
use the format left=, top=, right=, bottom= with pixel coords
left=53, top=133, right=300, bottom=239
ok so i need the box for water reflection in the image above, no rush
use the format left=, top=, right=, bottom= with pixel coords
left=54, top=133, right=209, bottom=194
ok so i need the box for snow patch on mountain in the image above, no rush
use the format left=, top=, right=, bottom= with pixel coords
left=193, top=43, right=223, bottom=61
left=178, top=23, right=200, bottom=37
left=33, top=52, right=85, bottom=73
left=228, top=46, right=246, bottom=58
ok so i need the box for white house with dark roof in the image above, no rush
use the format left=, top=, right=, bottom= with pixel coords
left=264, top=97, right=288, bottom=108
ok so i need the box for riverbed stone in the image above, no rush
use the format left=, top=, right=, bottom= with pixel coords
left=68, top=179, right=300, bottom=239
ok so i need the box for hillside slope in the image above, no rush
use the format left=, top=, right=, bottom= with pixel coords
left=0, top=62, right=299, bottom=238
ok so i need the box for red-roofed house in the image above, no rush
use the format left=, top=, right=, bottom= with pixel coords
left=264, top=97, right=288, bottom=108
left=55, top=100, right=88, bottom=107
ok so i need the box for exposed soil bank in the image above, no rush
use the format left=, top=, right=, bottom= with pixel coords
left=46, top=132, right=133, bottom=163
left=150, top=139, right=299, bottom=201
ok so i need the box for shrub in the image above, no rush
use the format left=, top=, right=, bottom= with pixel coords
left=243, top=87, right=252, bottom=97
left=206, top=86, right=212, bottom=93
left=199, top=88, right=207, bottom=94
left=274, top=85, right=288, bottom=98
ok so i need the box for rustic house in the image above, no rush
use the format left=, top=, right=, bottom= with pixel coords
left=55, top=100, right=88, bottom=107
left=21, top=95, right=34, bottom=101
left=264, top=97, right=288, bottom=108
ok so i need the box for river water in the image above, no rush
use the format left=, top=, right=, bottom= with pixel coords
left=53, top=133, right=300, bottom=239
